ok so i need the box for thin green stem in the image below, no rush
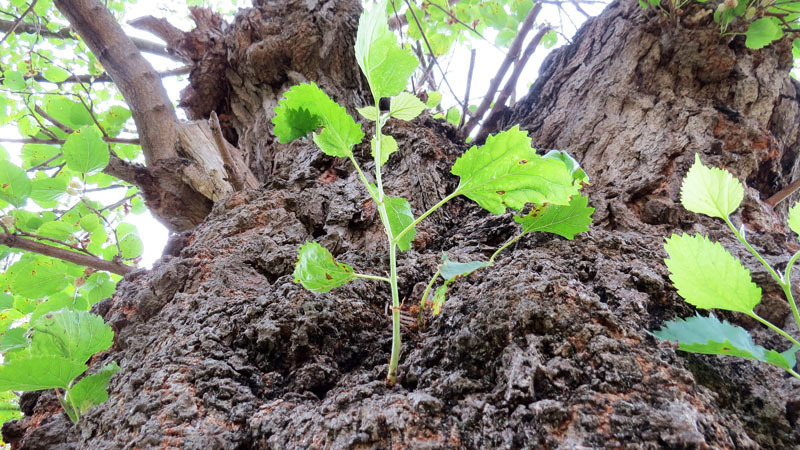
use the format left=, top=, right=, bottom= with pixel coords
left=725, top=217, right=783, bottom=284
left=488, top=231, right=524, bottom=265
left=787, top=367, right=800, bottom=381
left=784, top=250, right=800, bottom=333
left=748, top=312, right=800, bottom=348
left=387, top=242, right=401, bottom=384
left=353, top=272, right=391, bottom=283
left=418, top=267, right=441, bottom=325
left=394, top=190, right=460, bottom=244
left=373, top=95, right=386, bottom=203
left=349, top=156, right=378, bottom=203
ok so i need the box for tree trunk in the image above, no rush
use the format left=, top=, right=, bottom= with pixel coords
left=5, top=0, right=800, bottom=448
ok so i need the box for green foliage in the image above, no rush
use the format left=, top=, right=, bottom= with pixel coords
left=293, top=242, right=356, bottom=293
left=639, top=0, right=794, bottom=51
left=0, top=308, right=118, bottom=423
left=450, top=125, right=578, bottom=215
left=654, top=314, right=798, bottom=370
left=680, top=154, right=743, bottom=219
left=655, top=155, right=800, bottom=380
left=271, top=82, right=364, bottom=157
left=513, top=195, right=594, bottom=239
left=273, top=4, right=593, bottom=383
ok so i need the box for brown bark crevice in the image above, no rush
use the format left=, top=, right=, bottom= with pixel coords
left=6, top=1, right=800, bottom=448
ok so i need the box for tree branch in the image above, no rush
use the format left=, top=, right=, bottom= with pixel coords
left=461, top=3, right=542, bottom=138
left=31, top=65, right=191, bottom=84
left=53, top=0, right=179, bottom=164
left=0, top=233, right=133, bottom=275
left=475, top=26, right=551, bottom=142
left=0, top=18, right=187, bottom=62
left=0, top=0, right=37, bottom=46
left=0, top=136, right=140, bottom=145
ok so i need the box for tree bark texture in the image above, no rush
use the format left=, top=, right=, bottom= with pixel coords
left=5, top=0, right=800, bottom=448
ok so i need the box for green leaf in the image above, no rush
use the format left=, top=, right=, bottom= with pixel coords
left=680, top=154, right=743, bottom=219
left=542, top=29, right=558, bottom=49
left=451, top=126, right=578, bottom=215
left=37, top=221, right=74, bottom=241
left=389, top=92, right=426, bottom=121
left=440, top=253, right=489, bottom=281
left=385, top=196, right=415, bottom=251
left=62, top=126, right=110, bottom=174
left=0, top=160, right=31, bottom=207
left=745, top=17, right=783, bottom=50
left=293, top=241, right=356, bottom=293
left=0, top=328, right=29, bottom=353
left=30, top=176, right=66, bottom=208
left=370, top=134, right=398, bottom=167
left=542, top=150, right=588, bottom=183
left=664, top=233, right=761, bottom=313
left=514, top=195, right=594, bottom=239
left=31, top=293, right=89, bottom=323
left=0, top=356, right=86, bottom=391
left=2, top=71, right=25, bottom=90
left=66, top=361, right=120, bottom=414
left=357, top=106, right=379, bottom=121
left=79, top=214, right=101, bottom=233
left=445, top=107, right=460, bottom=126
left=355, top=0, right=419, bottom=98
left=30, top=309, right=114, bottom=363
left=426, top=91, right=442, bottom=109
left=432, top=284, right=447, bottom=315
left=272, top=83, right=364, bottom=157
left=7, top=257, right=70, bottom=298
left=80, top=272, right=116, bottom=305
left=119, top=233, right=143, bottom=259
left=43, top=66, right=70, bottom=83
left=789, top=202, right=800, bottom=238
left=44, top=97, right=93, bottom=131
left=0, top=391, right=21, bottom=424
left=653, top=314, right=796, bottom=371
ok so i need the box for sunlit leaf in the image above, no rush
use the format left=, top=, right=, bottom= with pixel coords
left=0, top=160, right=31, bottom=207
left=514, top=195, right=593, bottom=239
left=30, top=308, right=114, bottom=363
left=0, top=356, right=86, bottom=391
left=389, top=92, right=426, bottom=121
left=66, top=361, right=120, bottom=414
left=680, top=154, right=743, bottom=219
left=664, top=233, right=761, bottom=313
left=293, top=241, right=356, bottom=292
left=62, top=126, right=110, bottom=175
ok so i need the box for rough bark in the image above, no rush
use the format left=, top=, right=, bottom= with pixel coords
left=6, top=0, right=800, bottom=448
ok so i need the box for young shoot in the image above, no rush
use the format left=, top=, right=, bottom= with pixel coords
left=272, top=0, right=592, bottom=385
left=654, top=154, right=800, bottom=380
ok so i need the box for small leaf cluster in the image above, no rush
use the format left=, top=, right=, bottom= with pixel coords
left=654, top=155, right=800, bottom=378
left=0, top=307, right=119, bottom=424
left=273, top=0, right=592, bottom=383
left=639, top=0, right=799, bottom=50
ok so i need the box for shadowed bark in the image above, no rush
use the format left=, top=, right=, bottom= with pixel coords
left=5, top=0, right=800, bottom=448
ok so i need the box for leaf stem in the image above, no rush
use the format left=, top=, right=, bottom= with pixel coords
left=353, top=272, right=391, bottom=283
left=784, top=250, right=800, bottom=331
left=348, top=156, right=379, bottom=203
left=488, top=231, right=524, bottom=265
left=394, top=190, right=460, bottom=244
left=724, top=217, right=783, bottom=284
left=387, top=242, right=401, bottom=384
left=418, top=267, right=441, bottom=324
left=748, top=312, right=800, bottom=348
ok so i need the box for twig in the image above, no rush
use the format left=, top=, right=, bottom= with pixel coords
left=0, top=0, right=37, bottom=46
left=0, top=18, right=187, bottom=62
left=31, top=65, right=191, bottom=84
left=461, top=3, right=542, bottom=138
left=34, top=105, right=74, bottom=134
left=403, top=0, right=463, bottom=109
left=0, top=232, right=132, bottom=275
left=475, top=26, right=551, bottom=142
left=15, top=229, right=93, bottom=256
left=26, top=153, right=63, bottom=172
left=99, top=194, right=136, bottom=212
left=458, top=49, right=476, bottom=129
left=0, top=136, right=140, bottom=145
left=767, top=178, right=800, bottom=208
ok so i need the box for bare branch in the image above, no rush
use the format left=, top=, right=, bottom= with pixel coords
left=458, top=49, right=476, bottom=129
left=0, top=233, right=133, bottom=275
left=53, top=0, right=179, bottom=163
left=0, top=0, right=37, bottom=46
left=461, top=3, right=542, bottom=138
left=31, top=65, right=191, bottom=84
left=209, top=111, right=245, bottom=191
left=34, top=105, right=73, bottom=134
left=0, top=136, right=140, bottom=145
left=0, top=18, right=187, bottom=62
left=475, top=27, right=551, bottom=142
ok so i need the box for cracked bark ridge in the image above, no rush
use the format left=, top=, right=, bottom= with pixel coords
left=6, top=0, right=800, bottom=448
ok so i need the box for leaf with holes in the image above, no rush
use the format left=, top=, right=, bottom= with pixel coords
left=293, top=242, right=356, bottom=293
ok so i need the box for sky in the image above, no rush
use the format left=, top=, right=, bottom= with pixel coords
left=121, top=0, right=604, bottom=267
